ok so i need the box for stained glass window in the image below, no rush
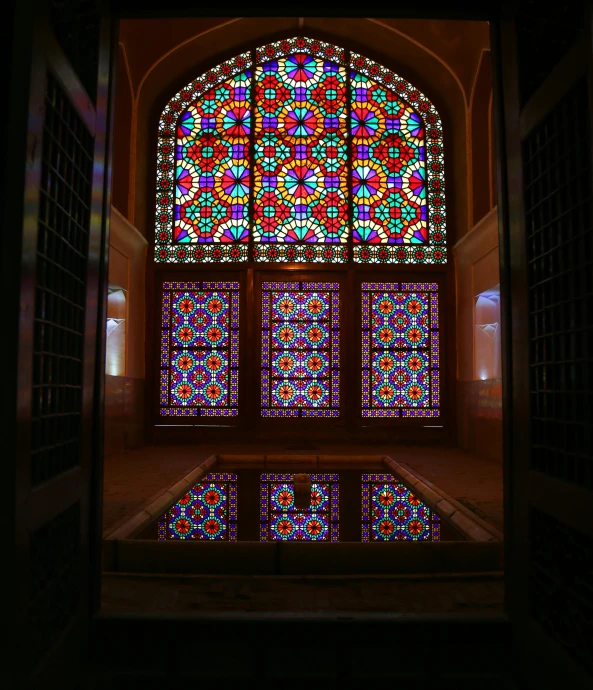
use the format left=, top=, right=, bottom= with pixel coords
left=261, top=281, right=340, bottom=417
left=158, top=472, right=237, bottom=540
left=156, top=37, right=446, bottom=265
left=160, top=281, right=239, bottom=417
left=362, top=282, right=439, bottom=417
left=361, top=473, right=440, bottom=541
left=157, top=53, right=252, bottom=263
left=260, top=473, right=339, bottom=541
left=349, top=54, right=445, bottom=265
left=352, top=74, right=426, bottom=249
left=252, top=38, right=349, bottom=263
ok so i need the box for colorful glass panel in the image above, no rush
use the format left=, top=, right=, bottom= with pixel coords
left=156, top=37, right=446, bottom=265
left=351, top=73, right=426, bottom=245
left=156, top=53, right=252, bottom=263
left=252, top=37, right=348, bottom=263
left=350, top=53, right=446, bottom=265
left=160, top=281, right=239, bottom=416
left=174, top=73, right=251, bottom=245
left=362, top=282, right=439, bottom=417
left=261, top=281, right=340, bottom=417
left=158, top=473, right=237, bottom=540
left=260, top=473, right=339, bottom=541
left=361, top=473, right=440, bottom=541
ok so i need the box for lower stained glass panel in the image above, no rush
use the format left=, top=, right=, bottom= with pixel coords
left=361, top=473, right=440, bottom=541
left=158, top=472, right=237, bottom=540
left=261, top=281, right=340, bottom=417
left=362, top=282, right=439, bottom=417
left=160, top=281, right=239, bottom=417
left=260, top=473, right=339, bottom=541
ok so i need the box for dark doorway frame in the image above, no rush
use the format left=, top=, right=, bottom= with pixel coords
left=7, top=2, right=592, bottom=685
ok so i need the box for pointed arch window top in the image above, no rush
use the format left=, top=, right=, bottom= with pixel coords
left=155, top=37, right=446, bottom=265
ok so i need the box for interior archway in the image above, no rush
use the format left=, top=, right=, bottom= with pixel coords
left=103, top=17, right=503, bottom=595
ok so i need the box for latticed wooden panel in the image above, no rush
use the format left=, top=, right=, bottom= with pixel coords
left=529, top=508, right=593, bottom=674
left=523, top=78, right=593, bottom=490
left=28, top=502, right=81, bottom=668
left=50, top=0, right=100, bottom=103
left=31, top=73, right=94, bottom=485
left=515, top=1, right=585, bottom=108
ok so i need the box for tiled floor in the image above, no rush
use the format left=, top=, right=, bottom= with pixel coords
left=103, top=443, right=503, bottom=534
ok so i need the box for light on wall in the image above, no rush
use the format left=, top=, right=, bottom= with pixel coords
left=106, top=288, right=127, bottom=376
left=474, top=286, right=501, bottom=381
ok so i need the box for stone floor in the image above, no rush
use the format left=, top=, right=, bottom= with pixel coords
left=102, top=444, right=504, bottom=616
left=103, top=443, right=503, bottom=535
left=102, top=572, right=504, bottom=614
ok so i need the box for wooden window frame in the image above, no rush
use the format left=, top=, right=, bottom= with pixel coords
left=148, top=263, right=452, bottom=439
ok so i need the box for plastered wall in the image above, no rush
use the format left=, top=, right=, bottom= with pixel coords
left=104, top=207, right=148, bottom=455
left=454, top=208, right=502, bottom=464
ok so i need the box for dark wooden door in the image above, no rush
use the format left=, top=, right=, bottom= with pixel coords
left=492, top=2, right=593, bottom=684
left=6, top=1, right=114, bottom=686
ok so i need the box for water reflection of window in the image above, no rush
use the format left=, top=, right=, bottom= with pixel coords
left=362, top=473, right=440, bottom=541
left=260, top=473, right=339, bottom=541
left=158, top=472, right=237, bottom=540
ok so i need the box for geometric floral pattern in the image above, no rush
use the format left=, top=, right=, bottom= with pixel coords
left=361, top=282, right=439, bottom=417
left=351, top=73, right=427, bottom=246
left=156, top=52, right=252, bottom=264
left=155, top=37, right=446, bottom=264
left=261, top=281, right=340, bottom=416
left=260, top=473, right=339, bottom=541
left=349, top=52, right=445, bottom=265
left=158, top=473, right=237, bottom=540
left=174, top=72, right=251, bottom=245
left=361, top=473, right=440, bottom=541
left=160, top=281, right=239, bottom=416
left=253, top=40, right=348, bottom=253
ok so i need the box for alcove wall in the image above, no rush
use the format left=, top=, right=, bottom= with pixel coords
left=104, top=207, right=148, bottom=455
left=454, top=208, right=502, bottom=463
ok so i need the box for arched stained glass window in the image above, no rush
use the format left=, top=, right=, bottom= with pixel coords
left=175, top=72, right=251, bottom=247
left=156, top=37, right=446, bottom=265
left=351, top=72, right=427, bottom=252
left=253, top=50, right=348, bottom=260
